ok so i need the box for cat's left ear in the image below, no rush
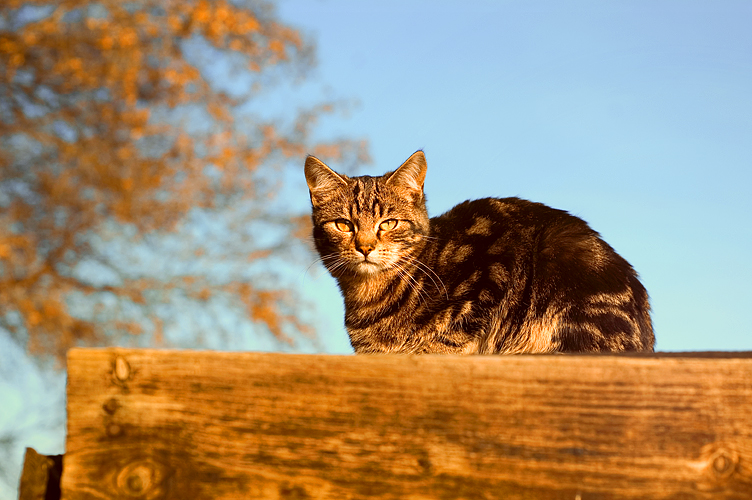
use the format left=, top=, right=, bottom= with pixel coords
left=386, top=150, right=427, bottom=198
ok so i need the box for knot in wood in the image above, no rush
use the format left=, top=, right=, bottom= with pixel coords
left=103, top=398, right=120, bottom=414
left=106, top=423, right=122, bottom=438
left=116, top=459, right=165, bottom=499
left=710, top=448, right=738, bottom=480
left=115, top=356, right=131, bottom=382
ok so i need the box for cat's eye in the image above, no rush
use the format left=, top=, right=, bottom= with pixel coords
left=379, top=219, right=398, bottom=231
left=334, top=219, right=354, bottom=232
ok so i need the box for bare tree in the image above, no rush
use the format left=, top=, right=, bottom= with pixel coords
left=0, top=0, right=369, bottom=362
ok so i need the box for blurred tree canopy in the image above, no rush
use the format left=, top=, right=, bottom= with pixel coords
left=0, top=0, right=368, bottom=363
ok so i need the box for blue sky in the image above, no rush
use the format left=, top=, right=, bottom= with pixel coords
left=280, top=0, right=752, bottom=352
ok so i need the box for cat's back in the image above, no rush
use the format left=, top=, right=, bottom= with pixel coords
left=432, top=196, right=576, bottom=229
left=428, top=196, right=635, bottom=280
left=428, top=196, right=594, bottom=259
left=424, top=198, right=647, bottom=301
left=424, top=196, right=653, bottom=353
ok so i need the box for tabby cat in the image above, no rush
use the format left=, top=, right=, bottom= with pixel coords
left=304, top=151, right=654, bottom=354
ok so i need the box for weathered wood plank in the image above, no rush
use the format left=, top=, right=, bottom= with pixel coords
left=19, top=448, right=62, bottom=500
left=62, top=349, right=752, bottom=499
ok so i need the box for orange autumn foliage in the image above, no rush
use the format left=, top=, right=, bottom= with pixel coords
left=0, top=0, right=369, bottom=362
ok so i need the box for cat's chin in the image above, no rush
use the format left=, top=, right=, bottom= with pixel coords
left=354, top=261, right=388, bottom=276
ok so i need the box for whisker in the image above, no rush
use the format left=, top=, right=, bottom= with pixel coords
left=325, top=258, right=350, bottom=275
left=400, top=254, right=449, bottom=300
left=302, top=254, right=335, bottom=279
left=392, top=261, right=430, bottom=306
left=302, top=252, right=351, bottom=280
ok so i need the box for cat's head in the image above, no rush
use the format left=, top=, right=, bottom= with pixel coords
left=304, top=151, right=430, bottom=277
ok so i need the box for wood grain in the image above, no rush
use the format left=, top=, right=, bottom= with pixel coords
left=19, top=448, right=62, bottom=500
left=62, top=349, right=752, bottom=499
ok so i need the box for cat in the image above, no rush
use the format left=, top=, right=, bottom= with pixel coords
left=304, top=150, right=654, bottom=354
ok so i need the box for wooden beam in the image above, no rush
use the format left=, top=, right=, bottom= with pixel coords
left=62, top=349, right=752, bottom=499
left=19, top=448, right=62, bottom=500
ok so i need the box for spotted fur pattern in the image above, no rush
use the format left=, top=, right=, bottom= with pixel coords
left=305, top=151, right=654, bottom=354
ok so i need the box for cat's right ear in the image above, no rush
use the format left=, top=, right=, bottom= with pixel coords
left=304, top=156, right=348, bottom=207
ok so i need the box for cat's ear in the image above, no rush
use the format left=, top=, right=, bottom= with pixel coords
left=386, top=150, right=427, bottom=196
left=304, top=155, right=348, bottom=207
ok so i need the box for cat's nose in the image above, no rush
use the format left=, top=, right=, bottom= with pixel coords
left=357, top=242, right=376, bottom=257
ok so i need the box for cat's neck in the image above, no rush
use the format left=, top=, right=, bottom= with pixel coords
left=338, top=249, right=431, bottom=308
left=336, top=267, right=408, bottom=306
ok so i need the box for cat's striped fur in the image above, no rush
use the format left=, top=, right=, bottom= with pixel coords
left=305, top=151, right=654, bottom=354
